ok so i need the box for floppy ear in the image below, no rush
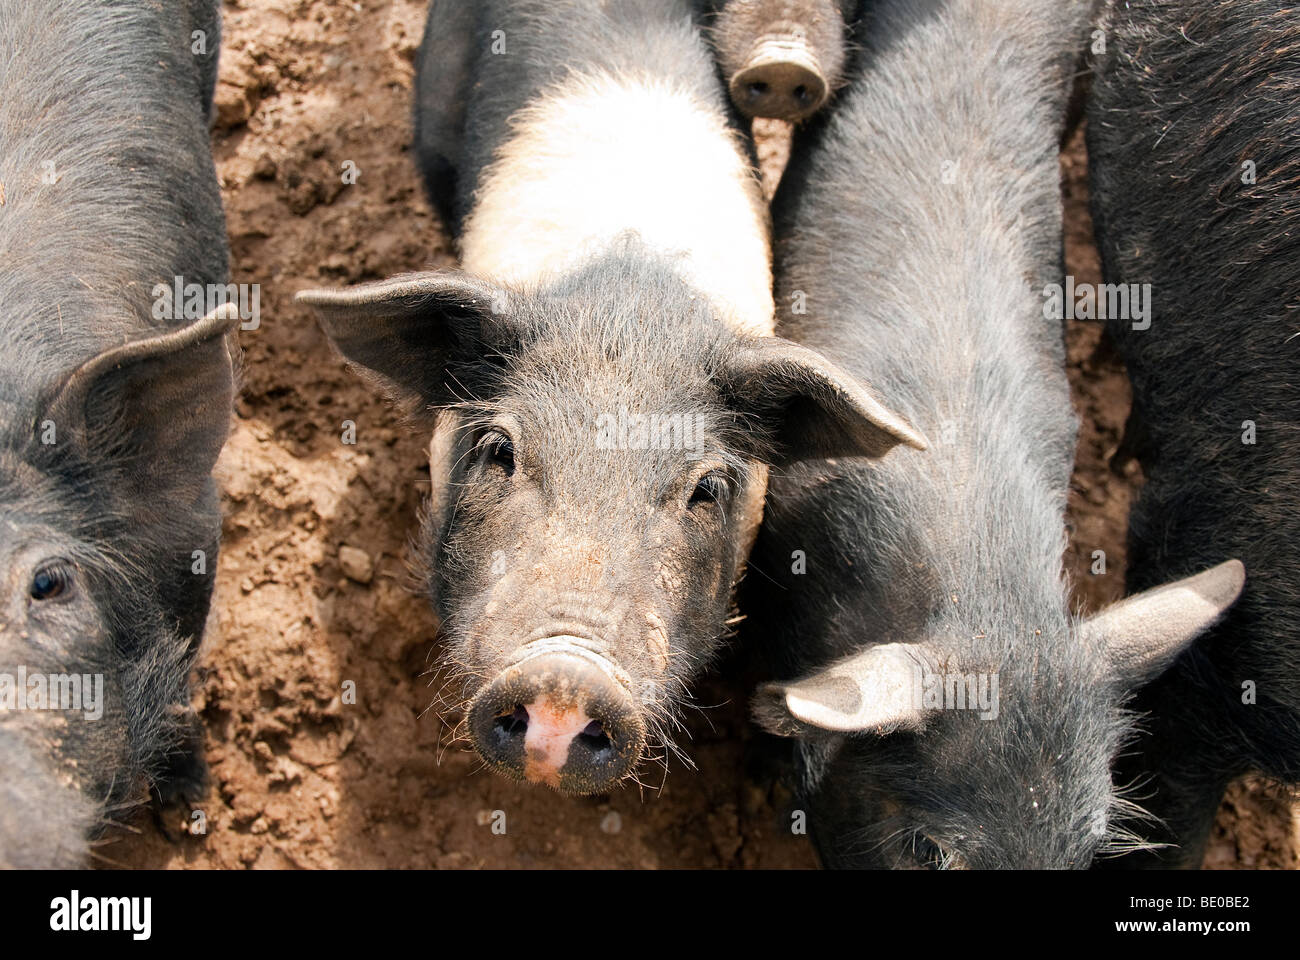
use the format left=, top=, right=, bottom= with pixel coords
left=40, top=304, right=240, bottom=504
left=296, top=271, right=515, bottom=410
left=1081, top=559, right=1246, bottom=687
left=720, top=336, right=926, bottom=462
left=752, top=642, right=933, bottom=737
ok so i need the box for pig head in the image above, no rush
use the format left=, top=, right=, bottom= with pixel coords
left=300, top=252, right=924, bottom=793
left=0, top=307, right=237, bottom=865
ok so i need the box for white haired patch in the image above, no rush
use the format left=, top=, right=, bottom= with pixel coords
left=460, top=70, right=774, bottom=336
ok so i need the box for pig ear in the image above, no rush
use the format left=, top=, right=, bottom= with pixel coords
left=1081, top=559, right=1246, bottom=687
left=752, top=643, right=932, bottom=737
left=721, top=337, right=926, bottom=462
left=296, top=272, right=513, bottom=409
left=42, top=304, right=240, bottom=501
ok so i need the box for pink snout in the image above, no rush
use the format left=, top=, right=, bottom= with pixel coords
left=467, top=647, right=646, bottom=794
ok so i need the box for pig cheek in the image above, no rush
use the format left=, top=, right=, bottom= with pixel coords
left=458, top=555, right=529, bottom=674
left=459, top=524, right=558, bottom=669
left=647, top=532, right=722, bottom=678
left=443, top=482, right=523, bottom=596
left=28, top=601, right=105, bottom=663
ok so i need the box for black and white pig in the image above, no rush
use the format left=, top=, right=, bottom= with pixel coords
left=1087, top=0, right=1300, bottom=867
left=741, top=0, right=1244, bottom=868
left=299, top=0, right=924, bottom=796
left=708, top=0, right=852, bottom=122
left=0, top=0, right=237, bottom=866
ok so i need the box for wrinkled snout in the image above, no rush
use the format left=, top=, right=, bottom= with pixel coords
left=467, top=641, right=646, bottom=794
left=730, top=38, right=829, bottom=122
left=0, top=735, right=96, bottom=868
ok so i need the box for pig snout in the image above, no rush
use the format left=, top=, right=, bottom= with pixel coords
left=730, top=36, right=829, bottom=121
left=467, top=642, right=646, bottom=794
left=0, top=736, right=96, bottom=868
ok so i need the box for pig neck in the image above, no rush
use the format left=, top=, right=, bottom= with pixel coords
left=775, top=0, right=1087, bottom=658
left=458, top=68, right=775, bottom=338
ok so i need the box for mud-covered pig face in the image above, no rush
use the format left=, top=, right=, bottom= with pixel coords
left=301, top=256, right=925, bottom=793
left=0, top=483, right=174, bottom=869
left=754, top=561, right=1246, bottom=867
left=425, top=348, right=771, bottom=793
left=0, top=307, right=237, bottom=866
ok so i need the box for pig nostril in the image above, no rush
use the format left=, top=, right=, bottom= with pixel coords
left=748, top=81, right=769, bottom=98
left=492, top=705, right=529, bottom=745
left=793, top=84, right=810, bottom=104
left=577, top=719, right=612, bottom=758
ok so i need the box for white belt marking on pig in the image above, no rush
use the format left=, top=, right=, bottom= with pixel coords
left=460, top=70, right=774, bottom=337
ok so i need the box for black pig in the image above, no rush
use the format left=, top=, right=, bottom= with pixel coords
left=0, top=0, right=236, bottom=866
left=1088, top=0, right=1300, bottom=867
left=742, top=0, right=1243, bottom=869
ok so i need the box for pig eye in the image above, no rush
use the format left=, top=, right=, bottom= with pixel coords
left=911, top=834, right=951, bottom=870
left=475, top=430, right=515, bottom=476
left=689, top=471, right=732, bottom=509
left=30, top=561, right=74, bottom=602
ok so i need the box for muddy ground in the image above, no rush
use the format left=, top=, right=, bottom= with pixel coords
left=110, top=0, right=1297, bottom=869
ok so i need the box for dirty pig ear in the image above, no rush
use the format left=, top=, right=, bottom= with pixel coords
left=296, top=271, right=515, bottom=411
left=720, top=336, right=927, bottom=463
left=41, top=303, right=240, bottom=502
left=1081, top=559, right=1246, bottom=688
left=752, top=642, right=933, bottom=737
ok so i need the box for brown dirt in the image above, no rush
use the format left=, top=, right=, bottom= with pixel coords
left=108, top=0, right=1297, bottom=870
